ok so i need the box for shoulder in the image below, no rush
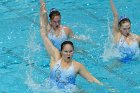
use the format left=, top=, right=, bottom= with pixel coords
left=63, top=26, right=71, bottom=30
left=63, top=26, right=74, bottom=37
left=50, top=57, right=61, bottom=69
left=62, top=26, right=73, bottom=34
left=114, top=32, right=121, bottom=43
left=73, top=60, right=81, bottom=66
left=135, top=34, right=140, bottom=44
left=73, top=60, right=84, bottom=72
left=131, top=33, right=140, bottom=40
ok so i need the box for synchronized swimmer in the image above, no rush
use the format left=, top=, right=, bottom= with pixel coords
left=40, top=0, right=73, bottom=51
left=110, top=0, right=140, bottom=63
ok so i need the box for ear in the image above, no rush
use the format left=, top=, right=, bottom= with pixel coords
left=118, top=25, right=122, bottom=31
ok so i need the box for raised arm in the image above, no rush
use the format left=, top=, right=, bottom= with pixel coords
left=40, top=24, right=60, bottom=61
left=110, top=0, right=119, bottom=38
left=78, top=63, right=103, bottom=85
left=40, top=0, right=60, bottom=61
left=40, top=0, right=50, bottom=33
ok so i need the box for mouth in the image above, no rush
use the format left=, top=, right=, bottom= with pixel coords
left=67, top=57, right=71, bottom=59
left=125, top=32, right=129, bottom=37
left=56, top=25, right=59, bottom=28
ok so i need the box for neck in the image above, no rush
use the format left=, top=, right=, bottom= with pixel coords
left=62, top=58, right=72, bottom=64
left=61, top=58, right=72, bottom=69
left=52, top=25, right=61, bottom=31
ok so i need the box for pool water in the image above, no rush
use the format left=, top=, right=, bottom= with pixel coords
left=0, top=0, right=140, bottom=93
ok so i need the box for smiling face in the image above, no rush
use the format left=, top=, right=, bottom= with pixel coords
left=61, top=44, right=74, bottom=62
left=120, top=22, right=131, bottom=37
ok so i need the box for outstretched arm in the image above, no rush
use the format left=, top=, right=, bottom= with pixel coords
left=40, top=0, right=50, bottom=34
left=78, top=63, right=103, bottom=85
left=40, top=0, right=60, bottom=61
left=110, top=0, right=119, bottom=40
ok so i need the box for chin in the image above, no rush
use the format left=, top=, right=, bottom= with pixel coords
left=66, top=58, right=71, bottom=61
left=123, top=33, right=128, bottom=37
left=126, top=33, right=130, bottom=37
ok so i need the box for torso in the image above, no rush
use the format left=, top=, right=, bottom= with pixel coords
left=116, top=34, right=139, bottom=62
left=49, top=59, right=76, bottom=88
left=48, top=26, right=68, bottom=50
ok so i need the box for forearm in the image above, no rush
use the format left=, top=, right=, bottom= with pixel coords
left=89, top=76, right=103, bottom=85
left=40, top=0, right=49, bottom=32
left=79, top=64, right=103, bottom=85
left=40, top=28, right=56, bottom=58
left=110, top=0, right=118, bottom=17
left=110, top=0, right=119, bottom=37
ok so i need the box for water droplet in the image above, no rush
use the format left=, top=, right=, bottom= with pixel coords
left=86, top=3, right=89, bottom=6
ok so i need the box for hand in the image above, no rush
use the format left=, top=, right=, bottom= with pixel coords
left=97, top=81, right=104, bottom=86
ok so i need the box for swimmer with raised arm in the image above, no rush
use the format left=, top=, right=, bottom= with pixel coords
left=110, top=0, right=140, bottom=62
left=40, top=0, right=73, bottom=51
left=40, top=0, right=96, bottom=54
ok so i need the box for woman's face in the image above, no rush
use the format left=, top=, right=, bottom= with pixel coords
left=61, top=44, right=74, bottom=62
left=50, top=15, right=61, bottom=29
left=120, top=22, right=131, bottom=37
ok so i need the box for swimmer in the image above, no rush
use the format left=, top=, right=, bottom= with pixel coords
left=110, top=0, right=140, bottom=62
left=40, top=0, right=73, bottom=50
left=40, top=0, right=96, bottom=52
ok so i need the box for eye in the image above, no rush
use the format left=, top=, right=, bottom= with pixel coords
left=123, top=28, right=127, bottom=30
left=53, top=20, right=61, bottom=23
left=63, top=50, right=73, bottom=53
left=69, top=50, right=73, bottom=53
left=122, top=27, right=130, bottom=30
left=64, top=51, right=68, bottom=53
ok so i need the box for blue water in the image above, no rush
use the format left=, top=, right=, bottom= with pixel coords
left=0, top=0, right=140, bottom=93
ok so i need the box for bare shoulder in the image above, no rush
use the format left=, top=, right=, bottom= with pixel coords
left=73, top=60, right=81, bottom=66
left=50, top=57, right=61, bottom=69
left=131, top=33, right=140, bottom=40
left=135, top=34, right=140, bottom=44
left=63, top=26, right=71, bottom=30
left=72, top=60, right=83, bottom=72
left=114, top=32, right=121, bottom=43
left=63, top=26, right=73, bottom=34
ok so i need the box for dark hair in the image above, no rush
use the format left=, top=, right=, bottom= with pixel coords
left=61, top=41, right=74, bottom=51
left=118, top=18, right=131, bottom=27
left=49, top=8, right=61, bottom=20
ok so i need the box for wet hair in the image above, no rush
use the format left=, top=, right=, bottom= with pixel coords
left=49, top=8, right=61, bottom=20
left=118, top=16, right=131, bottom=27
left=61, top=41, right=74, bottom=51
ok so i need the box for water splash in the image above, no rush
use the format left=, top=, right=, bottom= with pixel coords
left=102, top=15, right=121, bottom=62
left=23, top=22, right=83, bottom=93
left=23, top=22, right=45, bottom=92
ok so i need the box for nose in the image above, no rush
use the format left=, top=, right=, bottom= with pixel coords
left=126, top=29, right=130, bottom=33
left=56, top=22, right=59, bottom=25
left=67, top=52, right=71, bottom=55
